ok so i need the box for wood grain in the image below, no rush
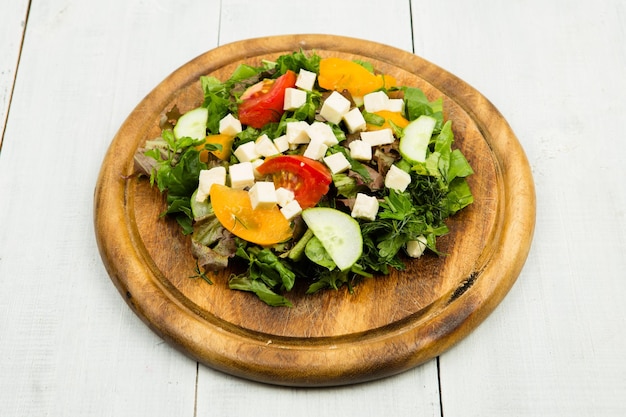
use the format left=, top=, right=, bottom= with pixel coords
left=94, top=35, right=535, bottom=386
left=0, top=0, right=29, bottom=147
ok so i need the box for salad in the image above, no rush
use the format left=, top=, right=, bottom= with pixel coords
left=133, top=51, right=474, bottom=307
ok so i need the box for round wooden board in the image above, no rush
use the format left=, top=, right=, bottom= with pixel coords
left=94, top=35, right=535, bottom=387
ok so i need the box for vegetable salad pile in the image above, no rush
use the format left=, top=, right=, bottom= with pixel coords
left=134, top=51, right=474, bottom=307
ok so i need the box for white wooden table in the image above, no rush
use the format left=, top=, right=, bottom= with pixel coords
left=1, top=0, right=624, bottom=415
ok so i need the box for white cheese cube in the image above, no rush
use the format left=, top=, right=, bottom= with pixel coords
left=386, top=98, right=405, bottom=113
left=286, top=120, right=310, bottom=144
left=248, top=181, right=277, bottom=210
left=351, top=193, right=379, bottom=221
left=306, top=121, right=338, bottom=146
left=342, top=107, right=366, bottom=133
left=295, top=69, right=316, bottom=91
left=233, top=141, right=260, bottom=163
left=348, top=139, right=372, bottom=161
left=283, top=87, right=307, bottom=111
left=255, top=134, right=280, bottom=157
left=273, top=135, right=290, bottom=153
left=363, top=91, right=389, bottom=113
left=406, top=235, right=428, bottom=258
left=251, top=158, right=265, bottom=180
left=360, top=128, right=395, bottom=146
left=229, top=162, right=255, bottom=189
left=195, top=166, right=227, bottom=202
left=219, top=113, right=242, bottom=136
left=275, top=187, right=295, bottom=207
left=303, top=138, right=328, bottom=161
left=385, top=164, right=412, bottom=192
left=280, top=199, right=302, bottom=221
left=320, top=91, right=351, bottom=124
left=323, top=152, right=351, bottom=174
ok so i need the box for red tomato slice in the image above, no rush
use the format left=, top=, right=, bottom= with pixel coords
left=256, top=155, right=332, bottom=209
left=238, top=70, right=297, bottom=129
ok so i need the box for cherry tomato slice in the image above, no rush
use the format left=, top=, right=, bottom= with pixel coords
left=238, top=70, right=297, bottom=129
left=256, top=155, right=332, bottom=209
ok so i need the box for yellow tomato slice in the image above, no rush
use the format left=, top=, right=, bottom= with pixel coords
left=197, top=134, right=235, bottom=162
left=318, top=57, right=396, bottom=98
left=209, top=184, right=293, bottom=246
left=366, top=110, right=410, bottom=131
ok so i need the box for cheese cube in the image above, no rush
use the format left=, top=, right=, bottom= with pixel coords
left=283, top=87, right=307, bottom=111
left=406, top=235, right=428, bottom=258
left=219, top=113, right=242, bottom=136
left=363, top=91, right=390, bottom=113
left=303, top=138, right=328, bottom=161
left=320, top=91, right=351, bottom=124
left=323, top=152, right=351, bottom=174
left=251, top=158, right=265, bottom=180
left=351, top=193, right=379, bottom=221
left=248, top=181, right=277, bottom=210
left=348, top=139, right=372, bottom=161
left=275, top=187, right=295, bottom=207
left=342, top=107, right=366, bottom=133
left=385, top=164, right=411, bottom=192
left=273, top=135, right=290, bottom=153
left=306, top=121, right=338, bottom=146
left=255, top=134, right=280, bottom=157
left=286, top=121, right=310, bottom=144
left=195, top=166, right=227, bottom=202
left=387, top=98, right=405, bottom=113
left=295, top=69, right=316, bottom=91
left=229, top=162, right=255, bottom=189
left=360, top=128, right=395, bottom=146
left=280, top=199, right=302, bottom=221
left=233, top=141, right=260, bottom=163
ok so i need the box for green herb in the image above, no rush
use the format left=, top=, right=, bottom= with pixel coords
left=189, top=260, right=213, bottom=285
left=274, top=50, right=321, bottom=75
left=305, top=236, right=337, bottom=270
left=306, top=269, right=351, bottom=293
left=332, top=173, right=359, bottom=198
left=229, top=243, right=296, bottom=307
left=200, top=76, right=236, bottom=134
left=398, top=86, right=444, bottom=130
left=144, top=129, right=207, bottom=234
left=353, top=59, right=375, bottom=73
left=362, top=110, right=385, bottom=126
left=228, top=275, right=293, bottom=307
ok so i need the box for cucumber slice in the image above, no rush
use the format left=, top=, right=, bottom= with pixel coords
left=173, top=107, right=209, bottom=140
left=399, top=115, right=437, bottom=163
left=301, top=207, right=362, bottom=271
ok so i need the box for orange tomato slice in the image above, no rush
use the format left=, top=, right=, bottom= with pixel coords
left=209, top=184, right=293, bottom=246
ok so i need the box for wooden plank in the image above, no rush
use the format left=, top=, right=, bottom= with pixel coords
left=193, top=0, right=441, bottom=414
left=412, top=0, right=626, bottom=415
left=0, top=0, right=29, bottom=147
left=0, top=0, right=220, bottom=415
left=197, top=365, right=441, bottom=417
left=218, top=0, right=414, bottom=53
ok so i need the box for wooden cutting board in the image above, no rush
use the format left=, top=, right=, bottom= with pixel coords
left=94, top=35, right=535, bottom=387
